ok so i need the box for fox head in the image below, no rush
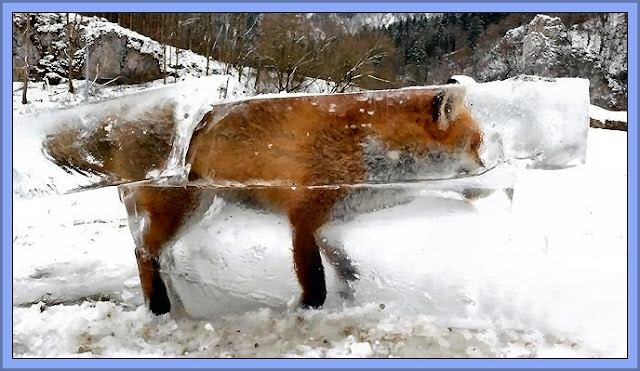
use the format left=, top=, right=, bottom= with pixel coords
left=362, top=85, right=485, bottom=183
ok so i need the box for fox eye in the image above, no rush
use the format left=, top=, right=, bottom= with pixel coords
left=431, top=90, right=453, bottom=131
left=431, top=91, right=444, bottom=124
left=444, top=99, right=453, bottom=118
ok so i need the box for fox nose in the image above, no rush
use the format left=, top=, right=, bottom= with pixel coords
left=472, top=152, right=485, bottom=169
left=460, top=154, right=485, bottom=176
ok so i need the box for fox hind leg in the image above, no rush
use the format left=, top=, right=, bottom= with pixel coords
left=135, top=248, right=171, bottom=315
left=287, top=189, right=359, bottom=308
left=319, top=240, right=358, bottom=302
left=291, top=220, right=327, bottom=309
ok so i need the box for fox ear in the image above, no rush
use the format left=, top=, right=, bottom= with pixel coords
left=431, top=86, right=467, bottom=131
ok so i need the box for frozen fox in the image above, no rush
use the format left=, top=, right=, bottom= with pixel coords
left=43, top=85, right=484, bottom=315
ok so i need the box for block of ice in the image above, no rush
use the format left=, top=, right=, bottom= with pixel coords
left=14, top=75, right=590, bottom=197
left=13, top=77, right=225, bottom=196
left=466, top=75, right=590, bottom=170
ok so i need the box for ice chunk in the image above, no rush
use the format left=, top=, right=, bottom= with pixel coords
left=13, top=76, right=228, bottom=196
left=157, top=184, right=516, bottom=319
left=114, top=76, right=590, bottom=325
left=465, top=75, right=590, bottom=170
left=16, top=75, right=589, bottom=197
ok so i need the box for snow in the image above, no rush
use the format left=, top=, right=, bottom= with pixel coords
left=12, top=123, right=627, bottom=357
left=590, top=104, right=627, bottom=123
left=449, top=75, right=477, bottom=85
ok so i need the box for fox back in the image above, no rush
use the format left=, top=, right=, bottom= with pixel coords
left=186, top=86, right=483, bottom=190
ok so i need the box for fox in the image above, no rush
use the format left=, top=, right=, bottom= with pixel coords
left=42, top=85, right=485, bottom=316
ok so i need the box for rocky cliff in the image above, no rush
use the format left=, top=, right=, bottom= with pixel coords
left=13, top=13, right=163, bottom=85
left=442, top=14, right=627, bottom=110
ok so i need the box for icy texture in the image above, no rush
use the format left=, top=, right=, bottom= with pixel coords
left=465, top=75, right=590, bottom=170
left=144, top=76, right=592, bottom=327
left=14, top=76, right=237, bottom=196
left=150, top=129, right=622, bottom=357
left=160, top=186, right=516, bottom=320
left=19, top=75, right=590, bottom=196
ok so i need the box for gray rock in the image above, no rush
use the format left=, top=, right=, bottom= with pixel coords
left=83, top=31, right=162, bottom=84
left=13, top=13, right=163, bottom=85
left=589, top=117, right=627, bottom=131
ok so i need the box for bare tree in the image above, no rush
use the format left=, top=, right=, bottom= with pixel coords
left=209, top=18, right=226, bottom=76
left=21, top=56, right=29, bottom=105
left=167, top=14, right=173, bottom=80
left=21, top=13, right=32, bottom=104
left=174, top=17, right=180, bottom=83
left=66, top=13, right=76, bottom=93
left=253, top=58, right=263, bottom=92
left=204, top=14, right=214, bottom=76
left=84, top=22, right=90, bottom=101
left=231, top=13, right=259, bottom=83
left=161, top=13, right=166, bottom=84
left=256, top=13, right=334, bottom=92
left=325, top=32, right=398, bottom=93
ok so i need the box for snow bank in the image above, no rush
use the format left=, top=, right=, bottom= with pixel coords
left=13, top=301, right=597, bottom=358
left=590, top=105, right=627, bottom=123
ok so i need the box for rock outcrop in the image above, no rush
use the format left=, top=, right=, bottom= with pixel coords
left=13, top=13, right=163, bottom=85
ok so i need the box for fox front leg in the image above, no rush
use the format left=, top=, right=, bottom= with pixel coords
left=121, top=186, right=202, bottom=315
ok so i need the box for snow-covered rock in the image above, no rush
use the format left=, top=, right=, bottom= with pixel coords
left=589, top=105, right=628, bottom=131
left=13, top=13, right=168, bottom=84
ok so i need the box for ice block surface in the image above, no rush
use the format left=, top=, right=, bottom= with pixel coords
left=14, top=77, right=226, bottom=196
left=465, top=75, right=590, bottom=170
left=14, top=75, right=589, bottom=197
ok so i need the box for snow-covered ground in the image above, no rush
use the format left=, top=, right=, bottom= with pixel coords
left=12, top=127, right=627, bottom=358
left=590, top=104, right=628, bottom=124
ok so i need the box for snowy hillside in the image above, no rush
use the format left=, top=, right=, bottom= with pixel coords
left=13, top=12, right=336, bottom=115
